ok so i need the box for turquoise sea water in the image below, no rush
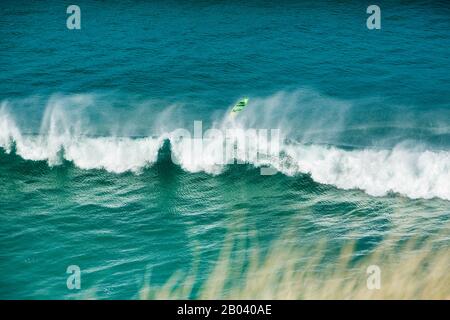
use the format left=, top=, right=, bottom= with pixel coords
left=0, top=0, right=449, bottom=299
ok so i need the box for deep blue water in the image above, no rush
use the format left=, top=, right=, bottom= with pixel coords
left=0, top=0, right=449, bottom=299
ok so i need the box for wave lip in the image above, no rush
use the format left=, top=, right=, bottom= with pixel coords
left=2, top=135, right=165, bottom=174
left=1, top=131, right=449, bottom=201
left=280, top=143, right=450, bottom=201
left=0, top=105, right=165, bottom=173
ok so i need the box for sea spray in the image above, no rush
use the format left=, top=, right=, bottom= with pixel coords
left=0, top=93, right=449, bottom=200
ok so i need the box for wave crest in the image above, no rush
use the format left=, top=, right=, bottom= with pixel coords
left=1, top=97, right=449, bottom=201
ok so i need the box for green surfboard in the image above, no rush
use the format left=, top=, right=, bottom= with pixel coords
left=231, top=98, right=249, bottom=113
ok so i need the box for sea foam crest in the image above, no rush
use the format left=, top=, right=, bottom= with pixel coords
left=1, top=98, right=449, bottom=201
left=0, top=103, right=165, bottom=173
left=280, top=143, right=450, bottom=200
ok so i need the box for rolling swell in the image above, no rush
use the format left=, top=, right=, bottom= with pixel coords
left=0, top=132, right=449, bottom=201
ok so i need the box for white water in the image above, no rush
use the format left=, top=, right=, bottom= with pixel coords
left=1, top=96, right=449, bottom=200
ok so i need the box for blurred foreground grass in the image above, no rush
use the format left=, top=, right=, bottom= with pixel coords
left=139, top=235, right=449, bottom=300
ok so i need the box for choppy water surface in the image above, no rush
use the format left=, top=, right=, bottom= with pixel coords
left=0, top=0, right=449, bottom=299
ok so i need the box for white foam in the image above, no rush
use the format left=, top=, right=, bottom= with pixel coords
left=166, top=124, right=450, bottom=200
left=0, top=103, right=164, bottom=173
left=1, top=99, right=449, bottom=200
left=279, top=143, right=450, bottom=200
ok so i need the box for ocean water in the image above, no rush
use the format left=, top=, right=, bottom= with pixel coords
left=0, top=0, right=449, bottom=299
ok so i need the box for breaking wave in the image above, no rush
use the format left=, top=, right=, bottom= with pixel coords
left=0, top=94, right=449, bottom=201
